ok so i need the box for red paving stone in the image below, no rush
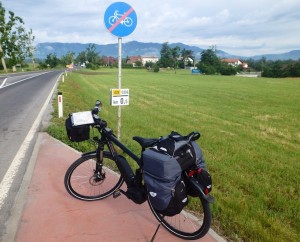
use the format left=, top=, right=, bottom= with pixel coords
left=14, top=133, right=223, bottom=242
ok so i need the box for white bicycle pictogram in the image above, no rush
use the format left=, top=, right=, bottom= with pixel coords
left=109, top=10, right=133, bottom=27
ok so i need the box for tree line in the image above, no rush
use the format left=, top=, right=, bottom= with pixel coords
left=36, top=43, right=300, bottom=78
left=249, top=58, right=300, bottom=78
left=158, top=43, right=300, bottom=77
left=0, top=3, right=35, bottom=72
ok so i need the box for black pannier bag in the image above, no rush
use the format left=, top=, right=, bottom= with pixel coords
left=143, top=148, right=188, bottom=216
left=65, top=114, right=91, bottom=142
left=154, top=131, right=203, bottom=170
left=143, top=131, right=212, bottom=214
left=161, top=131, right=212, bottom=197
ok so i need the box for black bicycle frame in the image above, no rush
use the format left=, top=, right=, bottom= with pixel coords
left=85, top=127, right=141, bottom=188
left=103, top=128, right=141, bottom=166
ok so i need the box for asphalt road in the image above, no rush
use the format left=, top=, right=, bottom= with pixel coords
left=0, top=70, right=63, bottom=240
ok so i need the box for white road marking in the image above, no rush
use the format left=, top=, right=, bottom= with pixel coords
left=0, top=73, right=61, bottom=209
left=0, top=78, right=7, bottom=88
left=0, top=72, right=50, bottom=89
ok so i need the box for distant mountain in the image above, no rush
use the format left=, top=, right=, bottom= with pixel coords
left=34, top=41, right=205, bottom=59
left=250, top=50, right=300, bottom=61
left=34, top=41, right=300, bottom=61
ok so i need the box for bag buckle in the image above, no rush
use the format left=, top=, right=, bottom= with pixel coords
left=188, top=167, right=202, bottom=177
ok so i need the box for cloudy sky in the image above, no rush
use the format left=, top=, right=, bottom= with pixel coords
left=2, top=0, right=300, bottom=56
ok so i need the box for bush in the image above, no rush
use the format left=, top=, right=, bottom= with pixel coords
left=153, top=63, right=159, bottom=72
left=219, top=63, right=237, bottom=75
left=86, top=63, right=99, bottom=70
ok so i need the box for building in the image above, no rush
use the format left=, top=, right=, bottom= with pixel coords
left=126, top=56, right=159, bottom=67
left=222, top=58, right=248, bottom=69
left=102, top=56, right=117, bottom=66
left=127, top=56, right=142, bottom=66
left=141, top=56, right=159, bottom=66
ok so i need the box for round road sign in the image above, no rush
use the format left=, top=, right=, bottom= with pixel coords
left=104, top=2, right=137, bottom=38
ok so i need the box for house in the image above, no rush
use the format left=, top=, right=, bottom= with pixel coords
left=127, top=56, right=159, bottom=67
left=127, top=56, right=142, bottom=66
left=141, top=56, right=159, bottom=66
left=222, top=58, right=248, bottom=69
left=102, top=56, right=117, bottom=66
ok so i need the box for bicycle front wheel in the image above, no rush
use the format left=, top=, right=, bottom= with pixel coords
left=148, top=192, right=211, bottom=240
left=64, top=153, right=124, bottom=201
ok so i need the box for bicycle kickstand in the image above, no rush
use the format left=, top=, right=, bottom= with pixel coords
left=150, top=218, right=163, bottom=242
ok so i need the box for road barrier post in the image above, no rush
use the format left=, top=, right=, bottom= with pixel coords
left=58, top=92, right=63, bottom=118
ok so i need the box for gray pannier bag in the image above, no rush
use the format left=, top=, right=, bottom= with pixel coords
left=142, top=131, right=201, bottom=216
left=143, top=149, right=188, bottom=216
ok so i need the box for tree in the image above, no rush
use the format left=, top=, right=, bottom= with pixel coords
left=75, top=51, right=86, bottom=65
left=171, top=46, right=180, bottom=73
left=0, top=3, right=34, bottom=71
left=145, top=61, right=154, bottom=69
left=200, top=48, right=220, bottom=67
left=86, top=43, right=100, bottom=64
left=159, top=42, right=172, bottom=68
left=197, top=47, right=221, bottom=74
left=25, top=29, right=35, bottom=69
left=45, top=53, right=59, bottom=68
left=0, top=3, right=7, bottom=71
left=60, top=51, right=74, bottom=66
left=181, top=48, right=194, bottom=68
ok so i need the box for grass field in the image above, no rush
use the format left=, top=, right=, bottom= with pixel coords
left=48, top=68, right=300, bottom=241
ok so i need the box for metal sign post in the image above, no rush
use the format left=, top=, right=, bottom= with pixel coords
left=117, top=37, right=122, bottom=140
left=104, top=2, right=137, bottom=140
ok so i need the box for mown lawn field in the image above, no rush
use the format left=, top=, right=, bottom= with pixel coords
left=48, top=68, right=300, bottom=241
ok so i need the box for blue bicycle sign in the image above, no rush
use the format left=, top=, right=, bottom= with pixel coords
left=104, top=2, right=137, bottom=38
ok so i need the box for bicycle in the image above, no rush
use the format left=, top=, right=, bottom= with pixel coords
left=64, top=100, right=214, bottom=240
left=109, top=10, right=133, bottom=27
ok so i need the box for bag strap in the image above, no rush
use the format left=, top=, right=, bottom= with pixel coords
left=169, top=131, right=200, bottom=142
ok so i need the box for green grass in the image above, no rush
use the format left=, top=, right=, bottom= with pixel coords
left=48, top=68, right=300, bottom=241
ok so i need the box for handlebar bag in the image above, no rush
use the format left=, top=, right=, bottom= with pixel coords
left=65, top=114, right=90, bottom=142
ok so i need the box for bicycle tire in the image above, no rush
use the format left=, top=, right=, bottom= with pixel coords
left=148, top=185, right=211, bottom=240
left=64, top=153, right=124, bottom=201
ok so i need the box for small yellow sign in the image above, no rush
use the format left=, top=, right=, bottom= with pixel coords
left=112, top=89, right=121, bottom=95
left=110, top=88, right=129, bottom=106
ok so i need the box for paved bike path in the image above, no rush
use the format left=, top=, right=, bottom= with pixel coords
left=4, top=133, right=225, bottom=242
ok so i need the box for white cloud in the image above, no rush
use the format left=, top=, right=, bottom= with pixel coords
left=2, top=0, right=300, bottom=56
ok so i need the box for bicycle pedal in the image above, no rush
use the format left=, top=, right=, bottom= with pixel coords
left=113, top=190, right=121, bottom=198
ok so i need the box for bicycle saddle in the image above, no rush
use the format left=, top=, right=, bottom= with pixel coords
left=132, top=136, right=158, bottom=149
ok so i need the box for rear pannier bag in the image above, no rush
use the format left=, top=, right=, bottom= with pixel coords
left=143, top=148, right=188, bottom=216
left=143, top=131, right=211, bottom=214
left=154, top=131, right=203, bottom=170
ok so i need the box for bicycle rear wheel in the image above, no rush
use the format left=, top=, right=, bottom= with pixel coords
left=64, top=153, right=124, bottom=201
left=148, top=190, right=211, bottom=240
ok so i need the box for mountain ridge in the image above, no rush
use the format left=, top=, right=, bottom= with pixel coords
left=34, top=41, right=300, bottom=61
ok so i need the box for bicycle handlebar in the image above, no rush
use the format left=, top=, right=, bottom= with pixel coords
left=92, top=100, right=102, bottom=115
left=91, top=100, right=108, bottom=130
